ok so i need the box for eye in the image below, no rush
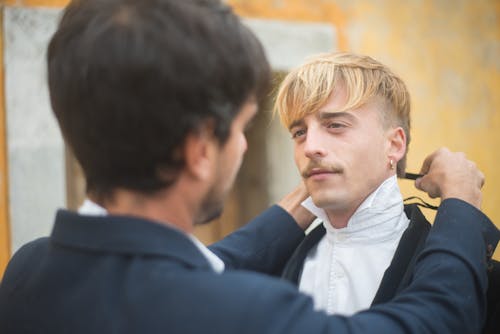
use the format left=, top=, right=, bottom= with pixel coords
left=291, top=128, right=306, bottom=139
left=327, top=122, right=346, bottom=129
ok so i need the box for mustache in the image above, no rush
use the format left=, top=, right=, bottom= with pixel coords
left=301, top=162, right=344, bottom=178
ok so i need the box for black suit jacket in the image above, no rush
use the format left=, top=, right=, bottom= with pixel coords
left=282, top=204, right=500, bottom=334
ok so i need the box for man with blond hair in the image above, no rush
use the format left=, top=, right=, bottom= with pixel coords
left=277, top=52, right=499, bottom=332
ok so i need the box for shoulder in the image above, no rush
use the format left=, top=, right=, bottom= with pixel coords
left=2, top=237, right=50, bottom=281
left=12, top=237, right=49, bottom=254
left=132, top=267, right=330, bottom=333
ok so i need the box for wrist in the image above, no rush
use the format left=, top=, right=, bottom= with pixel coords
left=441, top=187, right=482, bottom=209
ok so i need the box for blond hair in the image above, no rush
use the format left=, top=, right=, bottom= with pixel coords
left=274, top=52, right=411, bottom=176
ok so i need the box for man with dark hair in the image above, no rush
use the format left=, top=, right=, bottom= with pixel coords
left=0, top=0, right=497, bottom=333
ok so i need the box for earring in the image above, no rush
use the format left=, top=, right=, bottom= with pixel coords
left=389, top=159, right=395, bottom=170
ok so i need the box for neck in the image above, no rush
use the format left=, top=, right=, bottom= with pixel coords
left=96, top=186, right=197, bottom=234
left=324, top=202, right=363, bottom=229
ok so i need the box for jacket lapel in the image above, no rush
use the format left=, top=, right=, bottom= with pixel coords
left=371, top=204, right=431, bottom=305
left=281, top=223, right=326, bottom=284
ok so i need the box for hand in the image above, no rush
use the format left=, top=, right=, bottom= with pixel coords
left=415, top=147, right=484, bottom=209
left=277, top=182, right=315, bottom=230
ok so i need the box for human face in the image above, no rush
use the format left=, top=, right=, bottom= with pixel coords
left=290, top=86, right=395, bottom=222
left=198, top=99, right=257, bottom=224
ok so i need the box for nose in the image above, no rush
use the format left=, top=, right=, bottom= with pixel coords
left=303, top=128, right=327, bottom=159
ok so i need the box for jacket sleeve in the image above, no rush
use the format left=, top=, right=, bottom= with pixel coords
left=484, top=260, right=500, bottom=333
left=208, top=205, right=305, bottom=275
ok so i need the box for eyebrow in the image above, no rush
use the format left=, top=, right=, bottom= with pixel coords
left=318, top=110, right=356, bottom=122
left=288, top=119, right=304, bottom=131
left=288, top=110, right=356, bottom=130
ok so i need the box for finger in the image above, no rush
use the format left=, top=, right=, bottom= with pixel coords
left=428, top=192, right=438, bottom=199
left=418, top=147, right=447, bottom=175
left=414, top=177, right=421, bottom=189
left=415, top=174, right=441, bottom=198
left=418, top=151, right=435, bottom=175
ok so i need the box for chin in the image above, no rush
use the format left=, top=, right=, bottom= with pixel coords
left=311, top=192, right=343, bottom=210
left=311, top=196, right=332, bottom=209
left=196, top=192, right=225, bottom=225
left=199, top=207, right=223, bottom=225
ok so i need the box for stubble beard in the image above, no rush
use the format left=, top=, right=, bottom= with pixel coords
left=194, top=184, right=225, bottom=226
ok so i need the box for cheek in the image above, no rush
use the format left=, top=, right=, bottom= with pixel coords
left=293, top=146, right=303, bottom=168
left=241, top=133, right=248, bottom=153
left=352, top=138, right=389, bottom=180
left=232, top=132, right=246, bottom=164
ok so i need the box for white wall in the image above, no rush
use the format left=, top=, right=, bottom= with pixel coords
left=4, top=7, right=64, bottom=253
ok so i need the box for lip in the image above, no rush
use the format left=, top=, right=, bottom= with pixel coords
left=306, top=169, right=338, bottom=180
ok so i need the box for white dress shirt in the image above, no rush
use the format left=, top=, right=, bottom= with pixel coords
left=78, top=199, right=225, bottom=273
left=299, top=176, right=409, bottom=315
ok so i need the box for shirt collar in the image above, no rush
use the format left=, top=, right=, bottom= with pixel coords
left=78, top=199, right=108, bottom=216
left=77, top=199, right=224, bottom=273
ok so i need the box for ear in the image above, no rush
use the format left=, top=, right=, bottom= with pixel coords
left=386, top=126, right=406, bottom=164
left=183, top=123, right=218, bottom=181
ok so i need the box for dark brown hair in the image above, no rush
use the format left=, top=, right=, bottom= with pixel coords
left=48, top=0, right=270, bottom=198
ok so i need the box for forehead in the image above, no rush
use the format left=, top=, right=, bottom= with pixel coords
left=282, top=84, right=343, bottom=126
left=287, top=87, right=385, bottom=128
left=280, top=76, right=378, bottom=126
left=318, top=86, right=348, bottom=113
